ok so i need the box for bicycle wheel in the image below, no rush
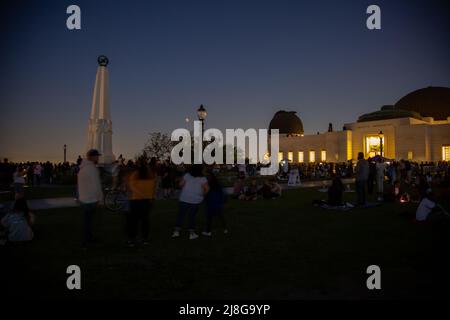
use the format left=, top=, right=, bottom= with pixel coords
left=114, top=191, right=128, bottom=211
left=104, top=190, right=125, bottom=212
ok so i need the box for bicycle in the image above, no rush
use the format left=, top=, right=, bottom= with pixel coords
left=103, top=187, right=128, bottom=212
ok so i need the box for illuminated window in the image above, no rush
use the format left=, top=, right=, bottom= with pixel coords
left=407, top=151, right=413, bottom=160
left=321, top=150, right=327, bottom=162
left=309, top=150, right=316, bottom=163
left=443, top=146, right=450, bottom=161
left=298, top=151, right=304, bottom=163
left=365, top=135, right=384, bottom=158
left=278, top=152, right=283, bottom=163
left=288, top=151, right=293, bottom=162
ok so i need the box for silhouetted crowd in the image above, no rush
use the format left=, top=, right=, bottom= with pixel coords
left=2, top=155, right=450, bottom=194
left=0, top=158, right=80, bottom=189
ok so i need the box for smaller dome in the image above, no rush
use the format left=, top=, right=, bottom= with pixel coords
left=358, top=105, right=422, bottom=122
left=380, top=105, right=395, bottom=111
left=269, top=110, right=304, bottom=135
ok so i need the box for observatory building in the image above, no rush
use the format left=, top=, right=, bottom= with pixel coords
left=272, top=87, right=450, bottom=163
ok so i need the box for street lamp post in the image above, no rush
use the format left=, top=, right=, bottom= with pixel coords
left=197, top=105, right=207, bottom=163
left=197, top=104, right=207, bottom=136
left=64, top=144, right=67, bottom=163
left=379, top=131, right=383, bottom=157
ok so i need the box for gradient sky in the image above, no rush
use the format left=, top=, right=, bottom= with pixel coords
left=1, top=0, right=449, bottom=162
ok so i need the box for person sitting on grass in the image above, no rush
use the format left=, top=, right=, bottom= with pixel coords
left=232, top=173, right=246, bottom=199
left=244, top=180, right=259, bottom=201
left=415, top=189, right=450, bottom=223
left=383, top=180, right=402, bottom=202
left=312, top=176, right=348, bottom=208
left=1, top=198, right=34, bottom=242
left=270, top=181, right=282, bottom=198
left=0, top=203, right=7, bottom=245
left=161, top=171, right=172, bottom=199
left=328, top=176, right=344, bottom=206
left=260, top=180, right=282, bottom=199
left=202, top=172, right=228, bottom=237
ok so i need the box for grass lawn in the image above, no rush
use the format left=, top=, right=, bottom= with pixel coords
left=2, top=187, right=450, bottom=300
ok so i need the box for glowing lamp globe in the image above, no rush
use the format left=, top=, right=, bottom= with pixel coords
left=197, top=104, right=207, bottom=120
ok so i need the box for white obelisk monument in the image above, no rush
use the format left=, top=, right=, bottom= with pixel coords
left=86, top=55, right=115, bottom=164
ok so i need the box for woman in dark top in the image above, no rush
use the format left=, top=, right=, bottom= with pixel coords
left=161, top=165, right=173, bottom=199
left=328, top=176, right=344, bottom=206
left=202, top=172, right=227, bottom=236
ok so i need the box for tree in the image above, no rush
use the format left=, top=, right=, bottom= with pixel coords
left=142, top=132, right=173, bottom=161
left=222, top=144, right=245, bottom=164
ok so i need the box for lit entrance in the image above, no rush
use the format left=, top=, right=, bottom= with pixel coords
left=365, top=134, right=384, bottom=158
left=443, top=146, right=450, bottom=161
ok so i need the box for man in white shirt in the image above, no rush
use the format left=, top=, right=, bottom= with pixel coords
left=77, top=149, right=103, bottom=247
left=416, top=196, right=436, bottom=221
left=415, top=190, right=450, bottom=222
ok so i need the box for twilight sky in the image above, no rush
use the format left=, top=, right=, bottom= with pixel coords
left=1, top=0, right=449, bottom=162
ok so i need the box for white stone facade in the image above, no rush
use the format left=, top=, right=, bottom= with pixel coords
left=86, top=59, right=114, bottom=164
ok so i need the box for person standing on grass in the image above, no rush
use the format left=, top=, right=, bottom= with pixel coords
left=13, top=165, right=26, bottom=199
left=355, top=152, right=369, bottom=206
left=375, top=158, right=386, bottom=201
left=126, top=157, right=157, bottom=247
left=232, top=172, right=246, bottom=199
left=202, top=172, right=227, bottom=237
left=367, top=158, right=376, bottom=195
left=270, top=180, right=282, bottom=198
left=172, top=164, right=209, bottom=240
left=26, top=164, right=33, bottom=186
left=77, top=149, right=103, bottom=248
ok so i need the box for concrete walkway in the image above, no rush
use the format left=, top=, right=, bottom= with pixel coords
left=27, top=197, right=80, bottom=210
left=1, top=197, right=79, bottom=211
left=2, top=178, right=355, bottom=211
left=288, top=178, right=355, bottom=188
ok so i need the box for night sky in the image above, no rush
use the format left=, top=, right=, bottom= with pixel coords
left=1, top=0, right=449, bottom=162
